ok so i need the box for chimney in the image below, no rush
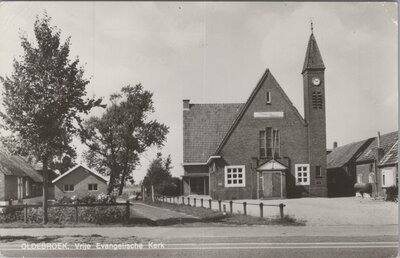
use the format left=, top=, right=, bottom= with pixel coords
left=333, top=141, right=338, bottom=149
left=377, top=131, right=381, bottom=148
left=376, top=131, right=384, bottom=161
left=183, top=99, right=190, bottom=111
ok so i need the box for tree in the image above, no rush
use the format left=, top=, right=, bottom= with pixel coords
left=81, top=84, right=169, bottom=194
left=143, top=153, right=172, bottom=198
left=0, top=13, right=102, bottom=223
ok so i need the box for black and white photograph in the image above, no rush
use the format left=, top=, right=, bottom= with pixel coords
left=0, top=1, right=398, bottom=257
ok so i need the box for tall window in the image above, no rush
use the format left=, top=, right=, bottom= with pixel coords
left=312, top=91, right=323, bottom=109
left=315, top=166, right=322, bottom=178
left=225, top=166, right=245, bottom=187
left=25, top=180, right=30, bottom=197
left=295, top=164, right=310, bottom=186
left=260, top=128, right=280, bottom=158
left=260, top=131, right=266, bottom=157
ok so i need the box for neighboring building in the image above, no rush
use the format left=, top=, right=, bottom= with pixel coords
left=36, top=169, right=59, bottom=200
left=182, top=30, right=328, bottom=200
left=0, top=151, right=43, bottom=204
left=327, top=139, right=373, bottom=197
left=378, top=141, right=398, bottom=198
left=52, top=165, right=108, bottom=199
left=355, top=131, right=398, bottom=198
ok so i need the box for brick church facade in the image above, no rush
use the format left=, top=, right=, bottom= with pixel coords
left=182, top=31, right=328, bottom=200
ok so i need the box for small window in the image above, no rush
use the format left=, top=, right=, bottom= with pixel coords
left=316, top=166, right=322, bottom=178
left=295, top=164, right=310, bottom=186
left=382, top=168, right=395, bottom=187
left=64, top=184, right=74, bottom=192
left=225, top=166, right=245, bottom=187
left=266, top=91, right=271, bottom=104
left=88, top=184, right=98, bottom=191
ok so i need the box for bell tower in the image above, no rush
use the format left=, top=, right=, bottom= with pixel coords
left=302, top=26, right=328, bottom=197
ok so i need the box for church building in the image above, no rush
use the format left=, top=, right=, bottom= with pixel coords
left=182, top=30, right=328, bottom=199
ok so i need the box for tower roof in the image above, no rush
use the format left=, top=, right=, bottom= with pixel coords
left=302, top=33, right=325, bottom=73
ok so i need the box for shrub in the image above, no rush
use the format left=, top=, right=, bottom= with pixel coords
left=385, top=186, right=398, bottom=202
left=78, top=195, right=97, bottom=204
left=0, top=192, right=125, bottom=224
left=0, top=206, right=23, bottom=223
left=79, top=206, right=125, bottom=224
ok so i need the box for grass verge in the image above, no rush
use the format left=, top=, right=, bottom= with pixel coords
left=143, top=200, right=306, bottom=226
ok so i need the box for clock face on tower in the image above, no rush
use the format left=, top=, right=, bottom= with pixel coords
left=312, top=77, right=321, bottom=86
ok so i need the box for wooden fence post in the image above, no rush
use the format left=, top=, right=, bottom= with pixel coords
left=229, top=200, right=233, bottom=213
left=243, top=202, right=247, bottom=215
left=75, top=204, right=79, bottom=223
left=182, top=196, right=184, bottom=205
left=279, top=203, right=285, bottom=220
left=201, top=198, right=203, bottom=208
left=209, top=199, right=212, bottom=209
left=126, top=200, right=130, bottom=221
left=218, top=200, right=221, bottom=211
left=259, top=202, right=264, bottom=218
left=24, top=204, right=28, bottom=223
left=194, top=198, right=196, bottom=207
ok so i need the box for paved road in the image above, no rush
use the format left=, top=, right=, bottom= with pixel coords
left=0, top=235, right=397, bottom=257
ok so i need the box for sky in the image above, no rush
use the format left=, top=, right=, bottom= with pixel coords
left=0, top=2, right=397, bottom=183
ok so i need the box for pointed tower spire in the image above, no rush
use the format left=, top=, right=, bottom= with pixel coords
left=302, top=31, right=325, bottom=74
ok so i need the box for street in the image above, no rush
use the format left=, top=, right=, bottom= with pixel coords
left=0, top=235, right=397, bottom=258
left=0, top=225, right=398, bottom=258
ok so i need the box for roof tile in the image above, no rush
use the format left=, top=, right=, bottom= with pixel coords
left=183, top=103, right=243, bottom=163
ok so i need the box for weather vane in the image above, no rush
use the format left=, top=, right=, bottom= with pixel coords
left=310, top=18, right=314, bottom=33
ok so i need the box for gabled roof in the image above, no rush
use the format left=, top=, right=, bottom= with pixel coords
left=183, top=103, right=243, bottom=163
left=379, top=141, right=398, bottom=167
left=302, top=33, right=325, bottom=73
left=257, top=159, right=287, bottom=171
left=356, top=131, right=398, bottom=163
left=52, top=164, right=108, bottom=183
left=327, top=138, right=373, bottom=169
left=0, top=151, right=43, bottom=182
left=214, top=69, right=305, bottom=155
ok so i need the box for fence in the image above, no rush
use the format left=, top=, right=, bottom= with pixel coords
left=155, top=195, right=285, bottom=220
left=0, top=200, right=131, bottom=223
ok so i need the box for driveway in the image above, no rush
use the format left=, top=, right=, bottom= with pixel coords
left=131, top=202, right=199, bottom=222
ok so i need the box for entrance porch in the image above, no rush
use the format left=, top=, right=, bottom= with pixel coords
left=257, top=160, right=287, bottom=199
left=182, top=174, right=209, bottom=196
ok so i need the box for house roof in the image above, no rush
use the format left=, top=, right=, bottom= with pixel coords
left=356, top=131, right=398, bottom=163
left=183, top=103, right=243, bottom=163
left=302, top=33, right=325, bottom=73
left=0, top=151, right=43, bottom=182
left=379, top=141, right=398, bottom=167
left=52, top=164, right=108, bottom=183
left=327, top=138, right=373, bottom=169
left=214, top=69, right=306, bottom=155
left=36, top=169, right=60, bottom=182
